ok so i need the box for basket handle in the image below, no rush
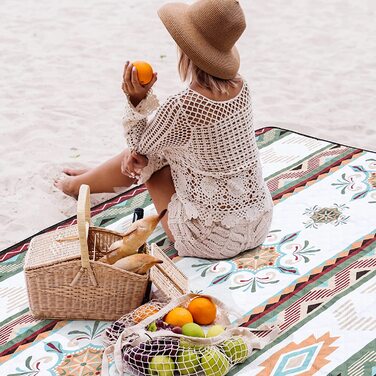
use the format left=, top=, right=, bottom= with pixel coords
left=71, top=184, right=97, bottom=287
left=77, top=184, right=91, bottom=268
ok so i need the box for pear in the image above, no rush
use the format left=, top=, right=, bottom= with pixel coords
left=99, top=209, right=167, bottom=264
left=181, top=323, right=205, bottom=338
left=113, top=254, right=163, bottom=274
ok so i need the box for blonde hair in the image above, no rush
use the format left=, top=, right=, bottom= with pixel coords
left=177, top=48, right=240, bottom=94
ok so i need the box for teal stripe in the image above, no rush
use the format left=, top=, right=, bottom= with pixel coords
left=0, top=319, right=55, bottom=355
left=0, top=253, right=26, bottom=284
left=256, top=129, right=291, bottom=149
left=329, top=339, right=376, bottom=375
left=0, top=307, right=29, bottom=329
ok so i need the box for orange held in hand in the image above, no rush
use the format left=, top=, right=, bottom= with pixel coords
left=164, top=307, right=193, bottom=327
left=132, top=61, right=154, bottom=85
left=188, top=297, right=217, bottom=325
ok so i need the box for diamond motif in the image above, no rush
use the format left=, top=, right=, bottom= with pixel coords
left=257, top=332, right=339, bottom=376
left=273, top=344, right=320, bottom=374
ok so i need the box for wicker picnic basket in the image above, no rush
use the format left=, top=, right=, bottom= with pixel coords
left=24, top=185, right=153, bottom=321
left=149, top=242, right=188, bottom=300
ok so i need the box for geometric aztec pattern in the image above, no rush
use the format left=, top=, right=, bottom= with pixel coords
left=250, top=246, right=376, bottom=333
left=257, top=332, right=339, bottom=376
left=243, top=232, right=376, bottom=326
left=0, top=127, right=375, bottom=376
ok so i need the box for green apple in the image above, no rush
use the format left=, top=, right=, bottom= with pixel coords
left=206, top=325, right=225, bottom=338
left=179, top=339, right=205, bottom=350
left=182, top=322, right=205, bottom=338
left=177, top=349, right=200, bottom=375
left=149, top=355, right=175, bottom=376
left=221, top=337, right=249, bottom=363
left=201, top=348, right=230, bottom=376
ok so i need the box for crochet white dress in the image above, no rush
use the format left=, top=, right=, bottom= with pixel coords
left=123, top=81, right=273, bottom=259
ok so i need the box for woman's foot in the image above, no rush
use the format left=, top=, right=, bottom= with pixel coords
left=63, top=168, right=89, bottom=176
left=54, top=176, right=80, bottom=198
left=54, top=151, right=136, bottom=197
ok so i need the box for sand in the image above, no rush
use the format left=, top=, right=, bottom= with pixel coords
left=1, top=0, right=375, bottom=250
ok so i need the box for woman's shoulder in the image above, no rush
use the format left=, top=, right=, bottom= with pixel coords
left=160, top=89, right=186, bottom=110
left=157, top=88, right=193, bottom=113
left=156, top=78, right=251, bottom=119
left=154, top=90, right=189, bottom=120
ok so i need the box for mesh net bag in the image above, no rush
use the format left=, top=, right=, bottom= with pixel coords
left=120, top=329, right=256, bottom=376
left=102, top=294, right=279, bottom=375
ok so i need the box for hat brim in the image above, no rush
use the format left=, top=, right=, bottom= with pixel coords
left=158, top=3, right=240, bottom=80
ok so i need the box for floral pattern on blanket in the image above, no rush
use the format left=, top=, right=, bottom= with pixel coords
left=303, top=203, right=350, bottom=229
left=191, top=230, right=321, bottom=292
left=332, top=158, right=376, bottom=203
left=6, top=321, right=106, bottom=376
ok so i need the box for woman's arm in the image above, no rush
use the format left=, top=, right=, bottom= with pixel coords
left=122, top=61, right=191, bottom=154
left=122, top=95, right=191, bottom=180
left=121, top=62, right=159, bottom=149
left=121, top=62, right=191, bottom=180
left=129, top=96, right=191, bottom=155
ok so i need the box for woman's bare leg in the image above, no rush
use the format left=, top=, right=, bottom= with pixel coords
left=56, top=154, right=176, bottom=241
left=55, top=150, right=136, bottom=197
left=145, top=166, right=176, bottom=242
left=62, top=168, right=89, bottom=176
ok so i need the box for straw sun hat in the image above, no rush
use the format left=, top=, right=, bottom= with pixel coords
left=158, top=0, right=246, bottom=80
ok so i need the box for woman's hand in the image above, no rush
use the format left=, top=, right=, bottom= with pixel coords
left=122, top=61, right=157, bottom=107
left=121, top=150, right=149, bottom=180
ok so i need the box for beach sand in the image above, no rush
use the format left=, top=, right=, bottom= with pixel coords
left=1, top=0, right=375, bottom=250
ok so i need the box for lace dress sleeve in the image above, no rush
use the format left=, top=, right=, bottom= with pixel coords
left=123, top=92, right=190, bottom=153
left=122, top=90, right=160, bottom=150
left=122, top=92, right=191, bottom=183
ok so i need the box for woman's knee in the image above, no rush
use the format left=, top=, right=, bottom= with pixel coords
left=145, top=166, right=172, bottom=187
left=144, top=166, right=175, bottom=243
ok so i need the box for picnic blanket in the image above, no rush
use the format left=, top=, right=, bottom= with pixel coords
left=0, top=127, right=375, bottom=375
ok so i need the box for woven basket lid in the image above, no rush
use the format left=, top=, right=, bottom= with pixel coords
left=24, top=225, right=82, bottom=270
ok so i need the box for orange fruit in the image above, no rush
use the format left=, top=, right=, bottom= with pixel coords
left=164, top=307, right=193, bottom=327
left=132, top=61, right=153, bottom=85
left=188, top=297, right=217, bottom=325
left=133, top=304, right=160, bottom=324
